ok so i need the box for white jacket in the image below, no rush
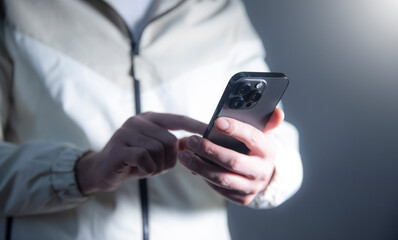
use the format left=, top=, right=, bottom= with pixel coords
left=0, top=0, right=303, bottom=239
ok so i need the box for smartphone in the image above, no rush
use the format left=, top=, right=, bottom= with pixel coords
left=203, top=72, right=289, bottom=155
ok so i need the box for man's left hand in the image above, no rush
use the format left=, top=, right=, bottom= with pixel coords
left=178, top=108, right=284, bottom=205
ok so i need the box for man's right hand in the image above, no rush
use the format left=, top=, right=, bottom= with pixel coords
left=75, top=112, right=207, bottom=196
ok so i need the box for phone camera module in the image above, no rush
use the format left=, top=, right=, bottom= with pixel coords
left=229, top=97, right=245, bottom=109
left=237, top=83, right=251, bottom=96
left=255, top=82, right=265, bottom=90
left=248, top=91, right=262, bottom=102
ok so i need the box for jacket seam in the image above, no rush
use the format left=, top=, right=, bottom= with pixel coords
left=4, top=25, right=126, bottom=87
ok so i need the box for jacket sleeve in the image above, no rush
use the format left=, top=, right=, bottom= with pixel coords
left=0, top=26, right=89, bottom=217
left=230, top=0, right=303, bottom=208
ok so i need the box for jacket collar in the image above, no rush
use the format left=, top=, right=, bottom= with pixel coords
left=83, top=0, right=185, bottom=44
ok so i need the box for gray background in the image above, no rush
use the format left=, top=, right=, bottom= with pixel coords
left=228, top=1, right=398, bottom=239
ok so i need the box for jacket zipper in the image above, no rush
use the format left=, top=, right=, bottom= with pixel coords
left=3, top=1, right=186, bottom=239
left=91, top=2, right=151, bottom=239
left=81, top=1, right=186, bottom=240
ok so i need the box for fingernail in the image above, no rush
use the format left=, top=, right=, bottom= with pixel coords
left=186, top=136, right=200, bottom=151
left=217, top=118, right=229, bottom=131
left=178, top=151, right=192, bottom=165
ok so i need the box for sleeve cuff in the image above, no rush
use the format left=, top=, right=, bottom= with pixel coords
left=248, top=123, right=303, bottom=209
left=51, top=145, right=89, bottom=203
left=249, top=155, right=302, bottom=208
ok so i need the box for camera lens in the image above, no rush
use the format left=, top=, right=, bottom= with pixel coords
left=249, top=91, right=261, bottom=102
left=229, top=97, right=244, bottom=109
left=237, top=83, right=251, bottom=96
left=255, top=82, right=265, bottom=89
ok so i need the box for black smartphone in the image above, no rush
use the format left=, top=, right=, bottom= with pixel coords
left=203, top=72, right=289, bottom=155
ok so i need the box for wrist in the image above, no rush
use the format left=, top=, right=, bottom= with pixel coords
left=75, top=151, right=100, bottom=196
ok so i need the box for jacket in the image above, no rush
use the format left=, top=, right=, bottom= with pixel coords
left=0, top=0, right=303, bottom=239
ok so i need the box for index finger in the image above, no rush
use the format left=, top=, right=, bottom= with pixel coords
left=140, top=112, right=207, bottom=135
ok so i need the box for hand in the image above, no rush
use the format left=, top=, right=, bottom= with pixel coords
left=75, top=112, right=207, bottom=196
left=178, top=108, right=284, bottom=205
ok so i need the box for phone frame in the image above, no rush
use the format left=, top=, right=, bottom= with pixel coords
left=203, top=72, right=289, bottom=154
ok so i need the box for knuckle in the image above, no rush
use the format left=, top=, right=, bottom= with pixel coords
left=203, top=141, right=215, bottom=158
left=168, top=133, right=178, bottom=143
left=117, top=148, right=130, bottom=161
left=165, top=135, right=178, bottom=149
left=250, top=130, right=262, bottom=147
left=228, top=157, right=240, bottom=171
left=258, top=173, right=267, bottom=182
left=217, top=175, right=231, bottom=188
left=257, top=165, right=272, bottom=181
left=134, top=148, right=150, bottom=163
left=123, top=116, right=142, bottom=129
left=112, top=129, right=125, bottom=140
left=126, top=116, right=138, bottom=125
left=151, top=141, right=164, bottom=153
left=141, top=111, right=155, bottom=119
left=127, top=115, right=137, bottom=121
left=157, top=141, right=165, bottom=152
left=107, top=147, right=121, bottom=160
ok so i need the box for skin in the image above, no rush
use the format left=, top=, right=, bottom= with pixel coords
left=75, top=112, right=207, bottom=195
left=76, top=109, right=284, bottom=206
left=178, top=108, right=284, bottom=205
